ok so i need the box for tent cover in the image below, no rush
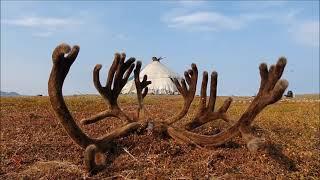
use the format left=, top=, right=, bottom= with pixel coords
left=121, top=60, right=181, bottom=95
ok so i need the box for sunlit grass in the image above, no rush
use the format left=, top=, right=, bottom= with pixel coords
left=1, top=94, right=319, bottom=178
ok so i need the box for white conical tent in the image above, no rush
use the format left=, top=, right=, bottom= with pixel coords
left=122, top=59, right=181, bottom=95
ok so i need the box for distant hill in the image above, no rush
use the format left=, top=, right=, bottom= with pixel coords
left=0, top=91, right=21, bottom=96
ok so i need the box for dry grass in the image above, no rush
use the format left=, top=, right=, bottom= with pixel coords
left=1, top=95, right=319, bottom=179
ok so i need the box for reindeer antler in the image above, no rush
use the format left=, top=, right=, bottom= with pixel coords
left=165, top=64, right=198, bottom=125
left=166, top=65, right=232, bottom=130
left=48, top=44, right=146, bottom=175
left=134, top=61, right=151, bottom=119
left=48, top=43, right=289, bottom=176
left=184, top=71, right=233, bottom=130
left=164, top=58, right=288, bottom=151
left=80, top=53, right=135, bottom=125
left=238, top=58, right=288, bottom=150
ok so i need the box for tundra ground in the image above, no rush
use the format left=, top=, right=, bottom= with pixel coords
left=1, top=95, right=319, bottom=179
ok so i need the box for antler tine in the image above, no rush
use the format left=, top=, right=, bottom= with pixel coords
left=112, top=53, right=126, bottom=93
left=217, top=97, right=232, bottom=113
left=93, top=64, right=105, bottom=98
left=114, top=54, right=136, bottom=95
left=80, top=109, right=131, bottom=125
left=166, top=63, right=198, bottom=125
left=267, top=57, right=286, bottom=91
left=184, top=71, right=233, bottom=130
left=112, top=53, right=136, bottom=100
left=258, top=63, right=269, bottom=93
left=134, top=61, right=143, bottom=108
left=134, top=61, right=151, bottom=119
left=208, top=71, right=218, bottom=111
left=190, top=63, right=198, bottom=93
left=106, top=53, right=120, bottom=90
left=80, top=53, right=136, bottom=125
left=199, top=71, right=208, bottom=113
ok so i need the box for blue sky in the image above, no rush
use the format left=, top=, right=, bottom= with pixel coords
left=1, top=1, right=319, bottom=96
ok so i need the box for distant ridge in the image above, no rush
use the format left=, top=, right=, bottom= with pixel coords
left=0, top=91, right=21, bottom=96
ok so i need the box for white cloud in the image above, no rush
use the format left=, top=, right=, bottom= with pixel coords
left=277, top=9, right=319, bottom=47
left=32, top=31, right=53, bottom=38
left=2, top=16, right=84, bottom=37
left=167, top=11, right=244, bottom=31
left=163, top=11, right=274, bottom=32
left=236, top=1, right=287, bottom=10
left=290, top=21, right=319, bottom=47
left=114, top=33, right=129, bottom=40
left=163, top=3, right=319, bottom=48
left=162, top=0, right=283, bottom=32
left=2, top=16, right=82, bottom=29
left=177, top=0, right=207, bottom=7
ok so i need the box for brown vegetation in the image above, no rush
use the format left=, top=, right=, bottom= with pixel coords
left=1, top=95, right=319, bottom=179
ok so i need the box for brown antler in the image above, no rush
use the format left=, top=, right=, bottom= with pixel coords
left=134, top=61, right=151, bottom=119
left=48, top=44, right=145, bottom=175
left=184, top=71, right=233, bottom=130
left=164, top=58, right=288, bottom=151
left=80, top=53, right=135, bottom=125
left=48, top=43, right=289, bottom=176
left=165, top=64, right=198, bottom=125
left=238, top=57, right=288, bottom=150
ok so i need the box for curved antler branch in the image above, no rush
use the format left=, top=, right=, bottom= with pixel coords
left=80, top=109, right=130, bottom=125
left=49, top=43, right=94, bottom=148
left=49, top=43, right=145, bottom=175
left=80, top=53, right=135, bottom=125
left=165, top=64, right=198, bottom=125
left=238, top=58, right=288, bottom=150
left=165, top=58, right=288, bottom=151
left=134, top=61, right=151, bottom=120
left=239, top=58, right=288, bottom=127
left=184, top=71, right=233, bottom=130
left=98, top=53, right=135, bottom=106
